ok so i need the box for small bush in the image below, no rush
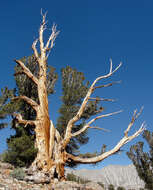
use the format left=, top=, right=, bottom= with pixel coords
left=108, top=184, right=115, bottom=190
left=117, top=186, right=126, bottom=190
left=67, top=173, right=90, bottom=184
left=3, top=133, right=37, bottom=167
left=10, top=168, right=25, bottom=180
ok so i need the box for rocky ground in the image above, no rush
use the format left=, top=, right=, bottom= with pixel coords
left=0, top=162, right=104, bottom=190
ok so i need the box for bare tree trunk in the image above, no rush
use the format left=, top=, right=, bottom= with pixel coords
left=33, top=67, right=51, bottom=170
left=12, top=12, right=145, bottom=184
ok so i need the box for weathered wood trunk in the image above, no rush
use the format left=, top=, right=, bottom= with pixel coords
left=14, top=13, right=144, bottom=184
left=31, top=125, right=66, bottom=181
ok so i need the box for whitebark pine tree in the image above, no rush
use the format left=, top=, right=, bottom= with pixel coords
left=12, top=13, right=145, bottom=182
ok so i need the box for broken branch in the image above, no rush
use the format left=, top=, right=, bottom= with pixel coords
left=89, top=97, right=116, bottom=102
left=94, top=81, right=121, bottom=90
left=12, top=96, right=39, bottom=111
left=32, top=39, right=40, bottom=61
left=13, top=113, right=36, bottom=127
left=14, top=60, right=38, bottom=85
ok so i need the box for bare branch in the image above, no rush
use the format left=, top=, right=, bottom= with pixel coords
left=45, top=24, right=60, bottom=53
left=72, top=110, right=122, bottom=137
left=32, top=39, right=40, bottom=61
left=124, top=106, right=144, bottom=137
left=88, top=110, right=122, bottom=125
left=109, top=58, right=113, bottom=73
left=39, top=11, right=48, bottom=51
left=12, top=96, right=39, bottom=111
left=67, top=110, right=145, bottom=164
left=37, top=12, right=59, bottom=64
left=13, top=113, right=36, bottom=127
left=64, top=62, right=122, bottom=146
left=94, top=81, right=121, bottom=90
left=15, top=60, right=38, bottom=85
left=89, top=97, right=116, bottom=102
left=88, top=126, right=110, bottom=132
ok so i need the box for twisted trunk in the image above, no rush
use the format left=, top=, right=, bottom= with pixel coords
left=13, top=13, right=144, bottom=184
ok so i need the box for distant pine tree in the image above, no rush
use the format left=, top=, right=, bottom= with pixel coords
left=108, top=184, right=115, bottom=190
left=117, top=186, right=126, bottom=190
left=127, top=130, right=153, bottom=190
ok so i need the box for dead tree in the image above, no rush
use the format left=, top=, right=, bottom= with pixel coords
left=13, top=13, right=145, bottom=182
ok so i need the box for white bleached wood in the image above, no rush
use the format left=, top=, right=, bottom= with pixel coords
left=15, top=59, right=39, bottom=85
left=64, top=62, right=122, bottom=146
left=71, top=110, right=122, bottom=137
left=67, top=114, right=145, bottom=164
left=12, top=96, right=38, bottom=111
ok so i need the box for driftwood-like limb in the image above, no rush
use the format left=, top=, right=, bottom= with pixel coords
left=94, top=81, right=121, bottom=90
left=33, top=12, right=59, bottom=66
left=88, top=126, right=110, bottom=132
left=13, top=113, right=36, bottom=127
left=64, top=61, right=122, bottom=146
left=49, top=120, right=55, bottom=158
left=67, top=111, right=145, bottom=164
left=39, top=12, right=47, bottom=51
left=15, top=60, right=38, bottom=85
left=45, top=24, right=60, bottom=52
left=32, top=39, right=40, bottom=61
left=124, top=107, right=144, bottom=137
left=72, top=110, right=122, bottom=137
left=12, top=96, right=39, bottom=111
left=89, top=97, right=116, bottom=102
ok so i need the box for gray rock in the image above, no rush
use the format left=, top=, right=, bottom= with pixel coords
left=24, top=172, right=50, bottom=184
left=66, top=164, right=145, bottom=190
left=0, top=162, right=14, bottom=170
left=51, top=181, right=104, bottom=190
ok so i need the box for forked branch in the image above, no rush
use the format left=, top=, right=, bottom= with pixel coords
left=13, top=113, right=36, bottom=127
left=45, top=24, right=60, bottom=53
left=64, top=61, right=122, bottom=146
left=124, top=107, right=144, bottom=137
left=32, top=11, right=59, bottom=63
left=72, top=110, right=122, bottom=137
left=67, top=109, right=145, bottom=164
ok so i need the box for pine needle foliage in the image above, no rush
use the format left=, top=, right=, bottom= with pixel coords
left=56, top=66, right=103, bottom=167
left=2, top=55, right=57, bottom=167
left=127, top=130, right=153, bottom=190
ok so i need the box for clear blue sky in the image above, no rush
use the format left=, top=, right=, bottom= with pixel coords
left=0, top=0, right=153, bottom=169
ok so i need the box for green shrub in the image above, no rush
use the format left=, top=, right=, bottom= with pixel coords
left=117, top=186, right=126, bottom=190
left=10, top=168, right=26, bottom=180
left=108, top=184, right=115, bottom=190
left=3, top=131, right=37, bottom=167
left=67, top=173, right=90, bottom=184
